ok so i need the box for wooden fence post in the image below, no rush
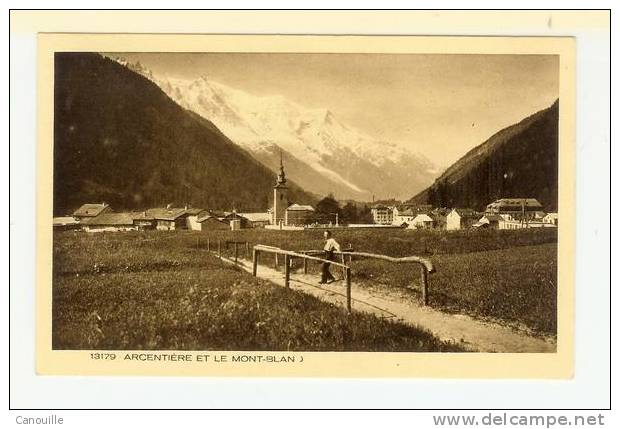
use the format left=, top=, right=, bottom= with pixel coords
left=252, top=249, right=258, bottom=276
left=346, top=267, right=352, bottom=313
left=274, top=253, right=279, bottom=270
left=234, top=242, right=238, bottom=264
left=284, top=255, right=290, bottom=288
left=420, top=265, right=428, bottom=306
left=218, top=240, right=221, bottom=259
left=303, top=258, right=308, bottom=274
left=340, top=253, right=346, bottom=279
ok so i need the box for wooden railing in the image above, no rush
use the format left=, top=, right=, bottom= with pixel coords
left=204, top=240, right=434, bottom=312
left=252, top=244, right=353, bottom=312
left=295, top=248, right=435, bottom=304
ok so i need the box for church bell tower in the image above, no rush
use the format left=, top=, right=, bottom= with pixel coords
left=273, top=152, right=288, bottom=226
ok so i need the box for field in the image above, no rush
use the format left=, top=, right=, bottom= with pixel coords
left=52, top=231, right=463, bottom=351
left=188, top=228, right=558, bottom=335
left=53, top=227, right=557, bottom=350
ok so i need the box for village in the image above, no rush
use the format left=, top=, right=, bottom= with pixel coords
left=53, top=158, right=558, bottom=234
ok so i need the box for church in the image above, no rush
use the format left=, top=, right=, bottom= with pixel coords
left=270, top=155, right=315, bottom=228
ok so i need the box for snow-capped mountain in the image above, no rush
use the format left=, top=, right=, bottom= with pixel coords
left=119, top=58, right=436, bottom=200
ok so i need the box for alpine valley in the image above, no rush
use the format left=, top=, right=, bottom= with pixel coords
left=119, top=58, right=437, bottom=201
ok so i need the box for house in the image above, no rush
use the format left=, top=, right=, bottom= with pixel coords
left=238, top=212, right=272, bottom=228
left=223, top=212, right=251, bottom=229
left=285, top=204, right=315, bottom=226
left=132, top=211, right=156, bottom=230
left=446, top=208, right=479, bottom=230
left=196, top=213, right=231, bottom=231
left=408, top=213, right=435, bottom=229
left=81, top=212, right=138, bottom=232
left=543, top=213, right=558, bottom=226
left=485, top=198, right=544, bottom=219
left=393, top=205, right=436, bottom=227
left=183, top=207, right=207, bottom=230
left=392, top=208, right=416, bottom=227
left=52, top=216, right=81, bottom=231
left=371, top=204, right=393, bottom=225
left=473, top=214, right=504, bottom=229
left=145, top=207, right=189, bottom=231
left=72, top=203, right=112, bottom=221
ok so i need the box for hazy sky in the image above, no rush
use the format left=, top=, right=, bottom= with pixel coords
left=118, top=52, right=558, bottom=168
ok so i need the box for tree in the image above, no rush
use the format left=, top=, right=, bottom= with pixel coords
left=315, top=193, right=341, bottom=224
left=341, top=202, right=358, bottom=224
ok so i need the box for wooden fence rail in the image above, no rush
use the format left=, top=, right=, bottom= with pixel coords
left=206, top=241, right=433, bottom=311
left=252, top=244, right=352, bottom=312
left=253, top=244, right=434, bottom=308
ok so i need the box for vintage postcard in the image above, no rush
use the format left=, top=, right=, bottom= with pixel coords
left=36, top=33, right=575, bottom=377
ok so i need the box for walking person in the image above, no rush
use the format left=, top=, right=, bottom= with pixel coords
left=319, top=230, right=341, bottom=284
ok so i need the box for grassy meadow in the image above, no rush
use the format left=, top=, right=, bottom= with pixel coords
left=190, top=227, right=558, bottom=335
left=52, top=227, right=558, bottom=350
left=52, top=230, right=463, bottom=351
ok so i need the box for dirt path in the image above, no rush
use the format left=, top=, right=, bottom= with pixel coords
left=220, top=256, right=556, bottom=353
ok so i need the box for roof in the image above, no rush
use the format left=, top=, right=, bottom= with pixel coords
left=487, top=198, right=543, bottom=209
left=398, top=208, right=416, bottom=216
left=286, top=204, right=315, bottom=212
left=451, top=208, right=478, bottom=217
left=238, top=212, right=271, bottom=222
left=72, top=203, right=110, bottom=217
left=145, top=208, right=187, bottom=221
left=82, top=212, right=135, bottom=226
left=53, top=216, right=80, bottom=226
left=413, top=214, right=434, bottom=222
left=197, top=214, right=229, bottom=224
left=184, top=207, right=206, bottom=216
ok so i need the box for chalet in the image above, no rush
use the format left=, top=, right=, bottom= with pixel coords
left=196, top=213, right=231, bottom=231
left=393, top=205, right=437, bottom=226
left=132, top=211, right=156, bottom=230
left=52, top=216, right=81, bottom=231
left=223, top=212, right=250, bottom=229
left=409, top=213, right=435, bottom=229
left=72, top=203, right=112, bottom=221
left=146, top=207, right=189, bottom=231
left=446, top=208, right=479, bottom=230
left=371, top=204, right=393, bottom=225
left=238, top=212, right=272, bottom=228
left=473, top=214, right=504, bottom=229
left=285, top=204, right=315, bottom=226
left=184, top=207, right=207, bottom=230
left=499, top=213, right=557, bottom=229
left=81, top=212, right=137, bottom=232
left=485, top=198, right=544, bottom=219
left=392, top=208, right=416, bottom=227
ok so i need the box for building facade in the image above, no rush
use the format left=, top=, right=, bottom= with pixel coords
left=371, top=204, right=394, bottom=225
left=72, top=203, right=112, bottom=222
left=285, top=204, right=315, bottom=226
left=446, top=208, right=479, bottom=230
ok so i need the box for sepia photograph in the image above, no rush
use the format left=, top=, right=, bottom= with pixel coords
left=10, top=7, right=613, bottom=414
left=50, top=49, right=561, bottom=355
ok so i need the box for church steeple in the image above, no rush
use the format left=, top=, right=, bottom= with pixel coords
left=272, top=150, right=288, bottom=226
left=276, top=150, right=287, bottom=185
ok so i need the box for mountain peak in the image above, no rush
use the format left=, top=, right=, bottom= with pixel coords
left=119, top=60, right=435, bottom=200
